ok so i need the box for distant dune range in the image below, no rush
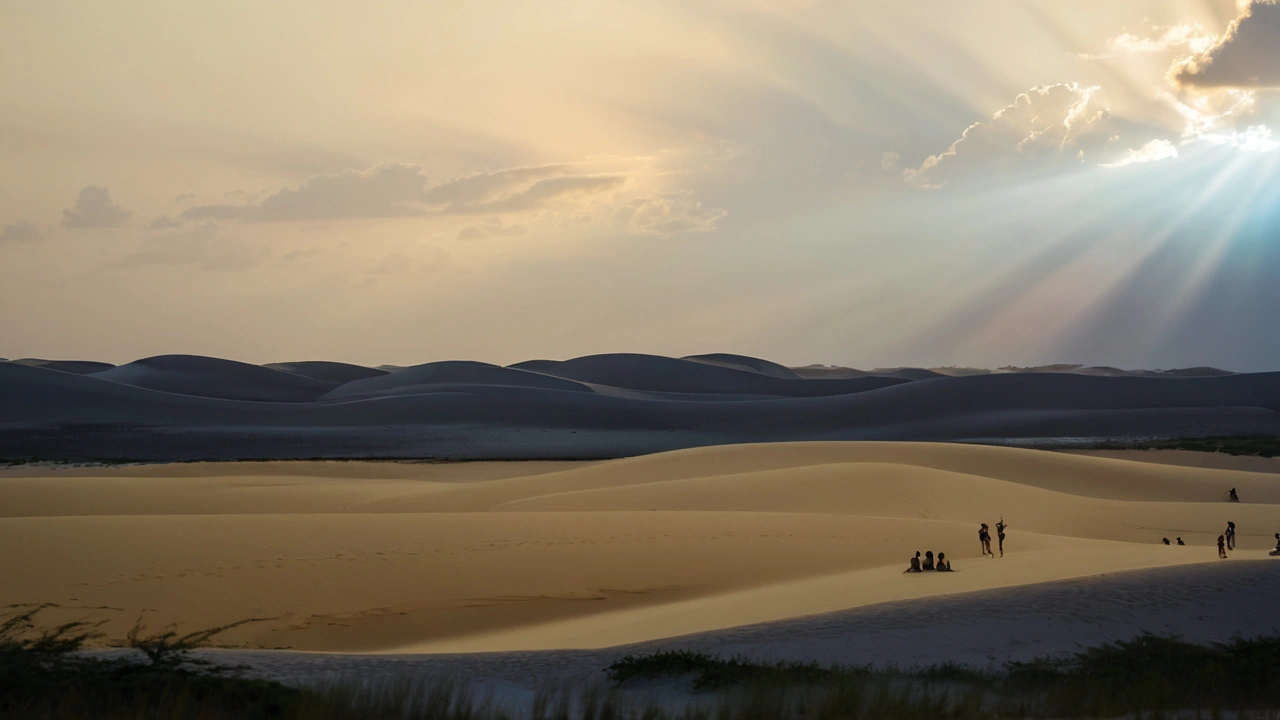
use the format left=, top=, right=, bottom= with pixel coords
left=1, top=353, right=1277, bottom=461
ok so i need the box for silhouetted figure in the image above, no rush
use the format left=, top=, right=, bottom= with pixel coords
left=1229, top=488, right=1239, bottom=503
left=1218, top=535, right=1228, bottom=559
left=1162, top=538, right=1171, bottom=545
left=906, top=551, right=922, bottom=573
left=936, top=552, right=952, bottom=571
left=1177, top=537, right=1186, bottom=546
left=922, top=551, right=935, bottom=571
left=1225, top=522, right=1236, bottom=551
left=996, top=518, right=1008, bottom=557
left=979, top=523, right=993, bottom=557
left=1271, top=533, right=1280, bottom=557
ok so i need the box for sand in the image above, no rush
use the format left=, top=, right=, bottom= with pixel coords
left=1067, top=448, right=1280, bottom=474
left=6, top=355, right=1280, bottom=461
left=3, top=442, right=1277, bottom=655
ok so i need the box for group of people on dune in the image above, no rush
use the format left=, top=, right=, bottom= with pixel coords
left=905, top=549, right=951, bottom=572
left=1161, top=521, right=1280, bottom=558
left=1218, top=523, right=1280, bottom=559
left=979, top=518, right=1007, bottom=558
left=904, top=517, right=1008, bottom=574
left=906, top=487, right=1280, bottom=576
left=1156, top=489, right=1280, bottom=559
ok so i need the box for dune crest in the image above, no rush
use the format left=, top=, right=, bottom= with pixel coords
left=323, top=360, right=594, bottom=399
left=265, top=361, right=387, bottom=384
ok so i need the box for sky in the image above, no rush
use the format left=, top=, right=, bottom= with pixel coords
left=3, top=0, right=1280, bottom=370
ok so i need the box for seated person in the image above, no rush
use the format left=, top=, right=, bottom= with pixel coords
left=905, top=551, right=923, bottom=573
left=1177, top=537, right=1186, bottom=546
left=936, top=552, right=952, bottom=571
left=1272, top=533, right=1280, bottom=557
left=1162, top=538, right=1171, bottom=545
left=922, top=551, right=935, bottom=571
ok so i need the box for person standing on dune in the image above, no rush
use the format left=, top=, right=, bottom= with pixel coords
left=1218, top=535, right=1228, bottom=559
left=1225, top=522, right=1236, bottom=551
left=979, top=523, right=993, bottom=557
left=996, top=518, right=1008, bottom=557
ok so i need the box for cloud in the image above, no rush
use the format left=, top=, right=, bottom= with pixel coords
left=148, top=215, right=183, bottom=230
left=423, top=165, right=626, bottom=213
left=611, top=191, right=727, bottom=235
left=182, top=164, right=430, bottom=222
left=182, top=163, right=627, bottom=222
left=1168, top=88, right=1259, bottom=138
left=454, top=175, right=624, bottom=213
left=60, top=185, right=131, bottom=229
left=1101, top=139, right=1179, bottom=168
left=1172, top=1, right=1280, bottom=88
left=0, top=220, right=41, bottom=243
left=421, top=164, right=567, bottom=209
left=880, top=151, right=901, bottom=171
left=904, top=84, right=1168, bottom=187
left=1080, top=25, right=1215, bottom=59
left=367, top=247, right=455, bottom=276
left=122, top=221, right=268, bottom=272
left=456, top=218, right=529, bottom=240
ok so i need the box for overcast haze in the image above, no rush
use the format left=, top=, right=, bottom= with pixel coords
left=4, top=0, right=1280, bottom=370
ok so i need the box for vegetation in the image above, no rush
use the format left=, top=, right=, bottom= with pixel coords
left=4, top=604, right=1280, bottom=719
left=608, top=637, right=1280, bottom=718
left=1091, top=434, right=1280, bottom=457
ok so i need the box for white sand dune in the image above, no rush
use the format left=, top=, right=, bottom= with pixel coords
left=92, top=354, right=336, bottom=402
left=265, top=361, right=388, bottom=384
left=510, top=353, right=906, bottom=397
left=2, top=442, right=1276, bottom=655
left=323, top=361, right=593, bottom=399
left=2, top=356, right=1279, bottom=460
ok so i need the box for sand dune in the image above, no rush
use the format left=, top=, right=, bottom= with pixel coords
left=323, top=361, right=593, bottom=399
left=3, top=356, right=1279, bottom=460
left=509, top=353, right=907, bottom=397
left=869, top=367, right=946, bottom=380
left=265, top=361, right=388, bottom=384
left=790, top=364, right=869, bottom=379
left=2, top=442, right=1276, bottom=653
left=8, top=357, right=116, bottom=374
left=93, top=354, right=336, bottom=402
left=681, top=353, right=800, bottom=379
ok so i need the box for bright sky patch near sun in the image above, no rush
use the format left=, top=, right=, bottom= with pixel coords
left=2, top=0, right=1279, bottom=370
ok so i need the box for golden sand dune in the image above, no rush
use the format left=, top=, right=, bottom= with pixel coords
left=1, top=443, right=1276, bottom=653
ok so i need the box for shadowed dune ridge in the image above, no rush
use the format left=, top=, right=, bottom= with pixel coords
left=681, top=353, right=800, bottom=379
left=265, top=361, right=388, bottom=384
left=509, top=353, right=908, bottom=396
left=8, top=358, right=116, bottom=374
left=92, top=354, right=336, bottom=402
left=323, top=360, right=594, bottom=399
left=0, top=352, right=1276, bottom=460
